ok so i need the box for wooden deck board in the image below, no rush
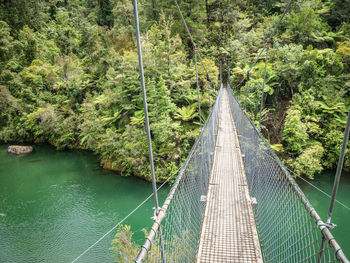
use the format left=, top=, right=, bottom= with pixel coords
left=197, top=88, right=263, bottom=263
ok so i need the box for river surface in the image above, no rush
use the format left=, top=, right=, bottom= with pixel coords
left=0, top=145, right=168, bottom=263
left=297, top=171, right=350, bottom=257
left=1, top=145, right=349, bottom=262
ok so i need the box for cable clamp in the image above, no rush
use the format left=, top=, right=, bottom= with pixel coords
left=151, top=207, right=158, bottom=221
left=319, top=222, right=337, bottom=230
left=151, top=206, right=165, bottom=221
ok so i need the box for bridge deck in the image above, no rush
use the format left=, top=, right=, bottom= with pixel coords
left=197, top=88, right=263, bottom=263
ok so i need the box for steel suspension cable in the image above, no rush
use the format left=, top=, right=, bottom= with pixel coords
left=132, top=0, right=165, bottom=261
left=286, top=168, right=350, bottom=212
left=258, top=43, right=270, bottom=129
left=174, top=0, right=210, bottom=79
left=220, top=60, right=223, bottom=84
left=174, top=0, right=217, bottom=126
left=195, top=52, right=202, bottom=128
left=174, top=0, right=216, bottom=107
left=227, top=87, right=349, bottom=262
left=317, top=109, right=350, bottom=263
left=244, top=72, right=249, bottom=110
left=70, top=167, right=181, bottom=263
left=227, top=60, right=231, bottom=87
left=233, top=0, right=293, bottom=92
left=228, top=132, right=350, bottom=211
left=249, top=0, right=292, bottom=72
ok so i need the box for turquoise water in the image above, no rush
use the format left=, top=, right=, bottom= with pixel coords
left=0, top=145, right=168, bottom=263
left=1, top=144, right=349, bottom=262
left=297, top=171, right=350, bottom=257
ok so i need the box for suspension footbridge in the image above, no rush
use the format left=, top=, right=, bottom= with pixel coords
left=134, top=81, right=349, bottom=262
left=70, top=0, right=350, bottom=262
left=197, top=88, right=262, bottom=263
left=131, top=0, right=349, bottom=259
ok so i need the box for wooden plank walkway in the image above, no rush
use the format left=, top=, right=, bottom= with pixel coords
left=197, top=88, right=263, bottom=263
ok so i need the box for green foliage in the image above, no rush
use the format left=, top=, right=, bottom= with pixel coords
left=224, top=0, right=350, bottom=179
left=0, top=2, right=220, bottom=182
left=282, top=106, right=309, bottom=154
left=174, top=105, right=198, bottom=122
left=0, top=0, right=349, bottom=182
left=97, top=0, right=114, bottom=28
left=111, top=224, right=197, bottom=262
left=110, top=225, right=139, bottom=262
left=286, top=143, right=325, bottom=179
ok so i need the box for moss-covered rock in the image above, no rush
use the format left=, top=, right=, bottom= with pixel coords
left=8, top=145, right=33, bottom=155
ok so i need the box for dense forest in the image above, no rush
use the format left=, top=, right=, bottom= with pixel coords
left=0, top=0, right=349, bottom=180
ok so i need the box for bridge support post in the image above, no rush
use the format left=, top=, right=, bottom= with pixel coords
left=133, top=1, right=165, bottom=262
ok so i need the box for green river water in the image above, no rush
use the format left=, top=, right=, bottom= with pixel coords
left=297, top=171, right=350, bottom=257
left=0, top=145, right=168, bottom=263
left=0, top=144, right=349, bottom=262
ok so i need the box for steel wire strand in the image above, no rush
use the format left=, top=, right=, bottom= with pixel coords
left=232, top=0, right=294, bottom=91
left=226, top=87, right=348, bottom=262
left=173, top=0, right=212, bottom=83
left=287, top=168, right=350, bottom=212
left=236, top=129, right=350, bottom=212
left=70, top=167, right=181, bottom=263
left=232, top=128, right=350, bottom=212
left=135, top=88, right=223, bottom=262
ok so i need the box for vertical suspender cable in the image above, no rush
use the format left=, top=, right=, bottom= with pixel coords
left=220, top=60, right=223, bottom=85
left=227, top=60, right=231, bottom=88
left=211, top=82, right=216, bottom=109
left=327, top=109, right=350, bottom=221
left=258, top=42, right=270, bottom=130
left=206, top=73, right=211, bottom=111
left=208, top=81, right=211, bottom=109
left=195, top=51, right=202, bottom=128
left=244, top=72, right=249, bottom=110
left=174, top=0, right=211, bottom=81
left=317, top=109, right=350, bottom=262
left=235, top=0, right=293, bottom=105
left=132, top=1, right=165, bottom=262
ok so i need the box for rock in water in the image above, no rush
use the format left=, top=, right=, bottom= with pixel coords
left=8, top=145, right=33, bottom=155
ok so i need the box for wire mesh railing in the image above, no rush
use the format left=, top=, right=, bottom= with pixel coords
left=135, top=86, right=223, bottom=263
left=227, top=85, right=349, bottom=263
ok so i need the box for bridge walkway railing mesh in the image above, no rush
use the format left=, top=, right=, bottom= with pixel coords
left=227, top=86, right=348, bottom=263
left=135, top=85, right=348, bottom=263
left=135, top=86, right=223, bottom=262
